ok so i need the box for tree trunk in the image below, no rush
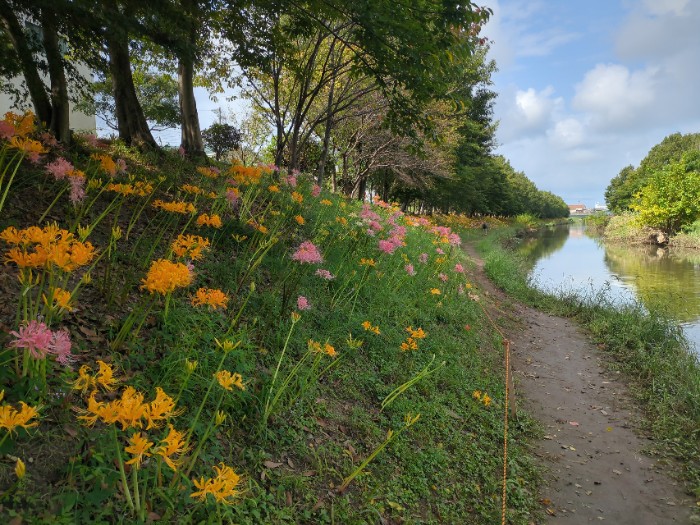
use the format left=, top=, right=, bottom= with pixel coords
left=40, top=11, right=70, bottom=144
left=357, top=176, right=366, bottom=201
left=177, top=0, right=205, bottom=158
left=0, top=1, right=52, bottom=127
left=316, top=75, right=336, bottom=185
left=106, top=30, right=157, bottom=149
left=178, top=56, right=205, bottom=157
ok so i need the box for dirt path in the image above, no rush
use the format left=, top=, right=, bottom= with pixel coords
left=464, top=243, right=696, bottom=524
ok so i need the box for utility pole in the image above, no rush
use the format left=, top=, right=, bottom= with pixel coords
left=215, top=107, right=223, bottom=124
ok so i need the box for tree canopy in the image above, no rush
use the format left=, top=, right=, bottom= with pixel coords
left=0, top=0, right=569, bottom=218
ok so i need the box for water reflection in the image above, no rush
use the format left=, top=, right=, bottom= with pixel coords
left=518, top=222, right=700, bottom=352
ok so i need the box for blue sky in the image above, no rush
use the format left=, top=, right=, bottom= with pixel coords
left=481, top=0, right=700, bottom=207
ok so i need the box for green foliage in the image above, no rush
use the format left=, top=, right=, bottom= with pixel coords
left=202, top=122, right=241, bottom=161
left=631, top=152, right=700, bottom=234
left=79, top=68, right=181, bottom=132
left=605, top=133, right=700, bottom=212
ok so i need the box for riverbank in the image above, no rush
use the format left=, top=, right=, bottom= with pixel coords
left=595, top=212, right=700, bottom=248
left=464, top=226, right=700, bottom=506
left=462, top=239, right=696, bottom=522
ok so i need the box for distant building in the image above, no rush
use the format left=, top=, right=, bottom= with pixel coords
left=568, top=203, right=587, bottom=214
left=0, top=19, right=95, bottom=132
left=594, top=203, right=608, bottom=212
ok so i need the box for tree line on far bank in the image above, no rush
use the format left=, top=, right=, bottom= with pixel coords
left=605, top=132, right=700, bottom=234
left=1, top=0, right=569, bottom=218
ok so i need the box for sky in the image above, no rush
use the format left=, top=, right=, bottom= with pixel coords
left=480, top=0, right=700, bottom=207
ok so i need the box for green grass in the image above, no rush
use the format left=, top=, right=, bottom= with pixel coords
left=472, top=226, right=700, bottom=497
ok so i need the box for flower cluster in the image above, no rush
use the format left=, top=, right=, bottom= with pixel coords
left=296, top=295, right=311, bottom=310
left=181, top=184, right=204, bottom=195
left=141, top=259, right=193, bottom=295
left=9, top=320, right=74, bottom=365
left=0, top=111, right=35, bottom=139
left=247, top=219, right=268, bottom=234
left=71, top=360, right=119, bottom=394
left=215, top=370, right=245, bottom=391
left=42, top=287, right=73, bottom=312
left=191, top=288, right=229, bottom=309
left=91, top=153, right=125, bottom=177
left=400, top=326, right=427, bottom=352
left=197, top=166, right=221, bottom=179
left=171, top=234, right=210, bottom=261
left=1, top=224, right=97, bottom=271
left=105, top=181, right=153, bottom=197
left=472, top=390, right=492, bottom=407
left=191, top=463, right=242, bottom=505
left=226, top=187, right=241, bottom=207
left=229, top=165, right=266, bottom=185
left=431, top=225, right=461, bottom=246
left=291, top=241, right=323, bottom=264
left=9, top=136, right=47, bottom=163
left=291, top=191, right=303, bottom=204
left=152, top=199, right=196, bottom=214
left=0, top=391, right=40, bottom=434
left=196, top=213, right=222, bottom=228
left=308, top=339, right=337, bottom=357
left=157, top=424, right=189, bottom=470
left=361, top=321, right=380, bottom=335
left=46, top=157, right=74, bottom=180
left=314, top=268, right=334, bottom=280
left=78, top=385, right=179, bottom=430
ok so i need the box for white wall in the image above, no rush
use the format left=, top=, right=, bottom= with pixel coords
left=0, top=62, right=96, bottom=133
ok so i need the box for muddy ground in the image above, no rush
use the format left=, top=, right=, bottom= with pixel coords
left=464, top=243, right=697, bottom=524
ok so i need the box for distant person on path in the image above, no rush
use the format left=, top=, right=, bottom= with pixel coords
left=481, top=222, right=488, bottom=234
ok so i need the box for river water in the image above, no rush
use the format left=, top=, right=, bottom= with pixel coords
left=517, top=222, right=700, bottom=355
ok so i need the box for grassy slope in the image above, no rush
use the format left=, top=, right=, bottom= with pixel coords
left=469, top=226, right=700, bottom=499
left=0, top=138, right=540, bottom=524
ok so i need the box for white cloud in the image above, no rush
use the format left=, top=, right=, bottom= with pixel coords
left=517, top=29, right=579, bottom=58
left=481, top=0, right=578, bottom=67
left=572, top=64, right=657, bottom=128
left=515, top=87, right=555, bottom=126
left=643, top=0, right=690, bottom=17
left=496, top=86, right=563, bottom=141
left=548, top=118, right=585, bottom=148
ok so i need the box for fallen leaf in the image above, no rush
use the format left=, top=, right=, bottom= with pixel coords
left=79, top=325, right=97, bottom=338
left=569, top=421, right=579, bottom=427
left=387, top=500, right=405, bottom=511
left=287, top=457, right=295, bottom=468
left=263, top=460, right=282, bottom=469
